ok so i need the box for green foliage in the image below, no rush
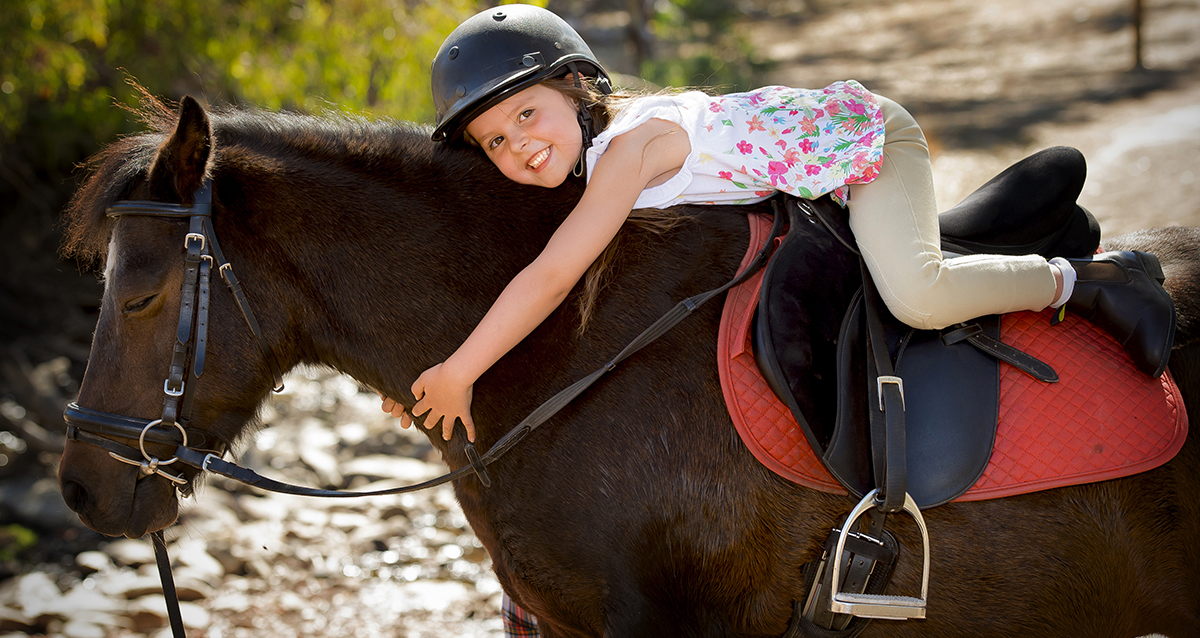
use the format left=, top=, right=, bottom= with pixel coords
left=0, top=0, right=484, bottom=171
left=0, top=525, right=37, bottom=562
left=640, top=0, right=775, bottom=92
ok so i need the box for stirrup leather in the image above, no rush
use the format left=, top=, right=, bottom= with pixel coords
left=829, top=489, right=930, bottom=620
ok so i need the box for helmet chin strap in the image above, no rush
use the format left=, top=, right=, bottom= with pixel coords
left=568, top=62, right=600, bottom=178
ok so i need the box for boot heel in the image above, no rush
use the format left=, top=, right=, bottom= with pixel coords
left=1134, top=251, right=1166, bottom=284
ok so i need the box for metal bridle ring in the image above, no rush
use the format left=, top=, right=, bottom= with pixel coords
left=138, top=419, right=187, bottom=466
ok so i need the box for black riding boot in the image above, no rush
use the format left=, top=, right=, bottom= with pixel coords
left=1063, top=250, right=1176, bottom=378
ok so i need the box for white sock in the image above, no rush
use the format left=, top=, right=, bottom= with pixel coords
left=1048, top=257, right=1076, bottom=308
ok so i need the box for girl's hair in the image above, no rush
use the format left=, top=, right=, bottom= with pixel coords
left=540, top=75, right=694, bottom=334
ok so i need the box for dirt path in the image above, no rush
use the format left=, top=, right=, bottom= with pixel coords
left=755, top=0, right=1200, bottom=235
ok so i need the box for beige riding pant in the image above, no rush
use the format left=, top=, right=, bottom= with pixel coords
left=847, top=96, right=1058, bottom=330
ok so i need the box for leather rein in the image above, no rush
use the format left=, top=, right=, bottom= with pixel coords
left=62, top=179, right=785, bottom=638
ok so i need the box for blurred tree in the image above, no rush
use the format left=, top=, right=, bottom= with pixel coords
left=642, top=0, right=775, bottom=91
left=0, top=0, right=485, bottom=156
left=548, top=0, right=775, bottom=93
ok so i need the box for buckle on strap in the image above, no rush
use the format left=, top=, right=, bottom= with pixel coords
left=876, top=375, right=904, bottom=411
left=828, top=489, right=929, bottom=620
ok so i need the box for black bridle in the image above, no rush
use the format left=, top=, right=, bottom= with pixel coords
left=62, top=178, right=785, bottom=638
left=63, top=180, right=285, bottom=494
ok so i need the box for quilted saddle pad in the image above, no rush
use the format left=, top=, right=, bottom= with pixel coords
left=719, top=213, right=1189, bottom=500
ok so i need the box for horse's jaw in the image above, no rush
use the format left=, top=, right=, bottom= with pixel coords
left=58, top=440, right=181, bottom=538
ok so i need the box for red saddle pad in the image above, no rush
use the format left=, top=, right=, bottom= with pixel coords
left=719, top=213, right=1189, bottom=500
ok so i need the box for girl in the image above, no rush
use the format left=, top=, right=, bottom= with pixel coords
left=382, top=3, right=1175, bottom=446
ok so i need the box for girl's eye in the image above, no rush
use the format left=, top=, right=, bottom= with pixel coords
left=519, top=108, right=534, bottom=120
left=488, top=135, right=504, bottom=150
left=123, top=294, right=158, bottom=314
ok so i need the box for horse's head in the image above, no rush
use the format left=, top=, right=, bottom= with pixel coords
left=57, top=88, right=588, bottom=538
left=58, top=96, right=286, bottom=537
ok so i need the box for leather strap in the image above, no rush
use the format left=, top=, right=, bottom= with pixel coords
left=171, top=205, right=788, bottom=498
left=207, top=222, right=286, bottom=392
left=942, top=323, right=1058, bottom=382
left=860, top=261, right=907, bottom=514
left=152, top=531, right=187, bottom=638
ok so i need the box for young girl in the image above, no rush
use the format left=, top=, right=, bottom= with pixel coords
left=382, top=4, right=1175, bottom=446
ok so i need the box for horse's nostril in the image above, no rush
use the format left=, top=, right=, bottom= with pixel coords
left=61, top=480, right=89, bottom=513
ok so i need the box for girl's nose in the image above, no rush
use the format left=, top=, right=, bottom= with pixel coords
left=510, top=129, right=529, bottom=151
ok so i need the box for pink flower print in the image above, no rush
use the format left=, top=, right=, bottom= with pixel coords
left=858, top=131, right=876, bottom=146
left=704, top=124, right=714, bottom=132
left=737, top=140, right=753, bottom=155
left=767, top=161, right=789, bottom=187
left=746, top=114, right=766, bottom=132
left=847, top=100, right=866, bottom=115
left=800, top=118, right=818, bottom=135
left=814, top=108, right=824, bottom=118
left=709, top=101, right=724, bottom=113
left=775, top=139, right=788, bottom=150
left=861, top=166, right=879, bottom=182
left=826, top=100, right=841, bottom=116
left=718, top=170, right=733, bottom=180
left=781, top=127, right=794, bottom=135
left=852, top=152, right=868, bottom=171
left=747, top=92, right=766, bottom=106
left=799, top=138, right=816, bottom=153
left=758, top=146, right=770, bottom=156
left=783, top=148, right=801, bottom=166
left=789, top=110, right=799, bottom=116
left=755, top=190, right=773, bottom=197
left=805, top=164, right=822, bottom=176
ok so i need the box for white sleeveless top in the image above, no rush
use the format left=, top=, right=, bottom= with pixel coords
left=585, top=81, right=886, bottom=209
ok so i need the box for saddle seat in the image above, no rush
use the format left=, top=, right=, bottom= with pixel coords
left=724, top=148, right=1188, bottom=507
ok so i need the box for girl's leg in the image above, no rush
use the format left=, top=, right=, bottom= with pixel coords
left=847, top=96, right=1057, bottom=330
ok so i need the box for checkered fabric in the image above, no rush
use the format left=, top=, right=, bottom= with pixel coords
left=502, top=594, right=540, bottom=637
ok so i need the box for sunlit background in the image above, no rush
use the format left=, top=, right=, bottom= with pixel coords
left=1, top=1, right=1197, bottom=636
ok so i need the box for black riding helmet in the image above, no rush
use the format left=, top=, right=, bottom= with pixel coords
left=430, top=4, right=612, bottom=144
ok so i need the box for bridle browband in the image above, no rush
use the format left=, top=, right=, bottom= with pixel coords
left=62, top=178, right=785, bottom=638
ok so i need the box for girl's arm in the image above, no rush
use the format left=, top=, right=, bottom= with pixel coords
left=398, top=119, right=691, bottom=441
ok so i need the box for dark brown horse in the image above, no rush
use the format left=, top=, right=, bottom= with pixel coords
left=57, top=96, right=1200, bottom=637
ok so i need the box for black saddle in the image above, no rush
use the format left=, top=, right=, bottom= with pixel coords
left=754, top=147, right=1100, bottom=508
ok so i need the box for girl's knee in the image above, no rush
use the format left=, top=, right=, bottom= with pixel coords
left=876, top=95, right=927, bottom=152
left=874, top=267, right=956, bottom=331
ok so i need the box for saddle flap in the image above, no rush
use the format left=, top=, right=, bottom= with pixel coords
left=754, top=196, right=1002, bottom=508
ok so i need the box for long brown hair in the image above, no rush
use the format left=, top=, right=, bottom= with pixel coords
left=544, top=76, right=695, bottom=334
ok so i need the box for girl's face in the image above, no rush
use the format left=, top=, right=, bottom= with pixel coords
left=465, top=83, right=583, bottom=189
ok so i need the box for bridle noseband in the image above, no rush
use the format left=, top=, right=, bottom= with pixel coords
left=64, top=179, right=286, bottom=495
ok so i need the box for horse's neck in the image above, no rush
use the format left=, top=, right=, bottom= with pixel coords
left=238, top=159, right=583, bottom=401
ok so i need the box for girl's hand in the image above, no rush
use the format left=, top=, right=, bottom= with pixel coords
left=408, top=363, right=477, bottom=442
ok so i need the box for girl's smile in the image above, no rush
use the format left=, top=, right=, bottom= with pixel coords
left=465, top=83, right=583, bottom=188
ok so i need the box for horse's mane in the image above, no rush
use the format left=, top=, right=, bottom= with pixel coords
left=60, top=91, right=690, bottom=330
left=61, top=93, right=458, bottom=267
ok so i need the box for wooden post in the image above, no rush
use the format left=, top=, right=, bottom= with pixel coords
left=1133, top=0, right=1144, bottom=69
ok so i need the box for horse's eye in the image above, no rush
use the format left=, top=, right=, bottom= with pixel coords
left=122, top=294, right=157, bottom=314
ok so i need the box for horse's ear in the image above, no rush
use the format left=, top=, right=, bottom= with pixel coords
left=147, top=95, right=212, bottom=201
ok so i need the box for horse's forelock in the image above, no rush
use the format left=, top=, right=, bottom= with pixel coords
left=62, top=133, right=164, bottom=267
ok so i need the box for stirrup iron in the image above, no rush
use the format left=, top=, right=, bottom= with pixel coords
left=829, top=489, right=930, bottom=620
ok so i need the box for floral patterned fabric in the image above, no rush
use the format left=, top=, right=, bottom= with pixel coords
left=585, top=80, right=886, bottom=208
